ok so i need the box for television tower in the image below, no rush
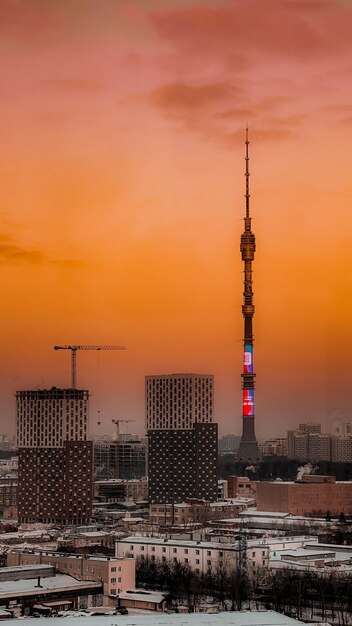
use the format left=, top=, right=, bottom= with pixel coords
left=237, top=129, right=260, bottom=463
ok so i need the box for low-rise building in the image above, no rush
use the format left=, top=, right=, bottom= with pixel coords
left=149, top=499, right=254, bottom=527
left=7, top=551, right=135, bottom=599
left=116, top=535, right=315, bottom=574
left=256, top=476, right=352, bottom=516
left=0, top=570, right=102, bottom=618
left=270, top=542, right=352, bottom=575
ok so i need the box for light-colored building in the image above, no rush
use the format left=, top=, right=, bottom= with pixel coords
left=256, top=476, right=352, bottom=516
left=146, top=374, right=214, bottom=430
left=270, top=542, right=352, bottom=575
left=8, top=551, right=135, bottom=598
left=116, top=535, right=314, bottom=574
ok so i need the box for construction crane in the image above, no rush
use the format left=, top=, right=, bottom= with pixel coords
left=112, top=419, right=136, bottom=441
left=53, top=344, right=126, bottom=389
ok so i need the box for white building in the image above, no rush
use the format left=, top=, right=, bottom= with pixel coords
left=116, top=535, right=316, bottom=574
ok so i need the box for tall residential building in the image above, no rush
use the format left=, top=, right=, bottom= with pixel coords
left=16, top=387, right=93, bottom=525
left=238, top=130, right=260, bottom=463
left=146, top=374, right=218, bottom=505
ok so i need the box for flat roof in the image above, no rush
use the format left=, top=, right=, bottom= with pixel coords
left=120, top=535, right=315, bottom=551
left=0, top=575, right=101, bottom=599
left=120, top=590, right=167, bottom=603
left=0, top=564, right=53, bottom=574
left=5, top=609, right=306, bottom=625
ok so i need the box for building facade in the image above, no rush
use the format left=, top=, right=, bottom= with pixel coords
left=256, top=476, right=352, bottom=516
left=16, top=388, right=93, bottom=525
left=288, top=422, right=352, bottom=462
left=146, top=374, right=218, bottom=504
left=8, top=551, right=135, bottom=598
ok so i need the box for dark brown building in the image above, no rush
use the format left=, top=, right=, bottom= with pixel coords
left=16, top=388, right=93, bottom=525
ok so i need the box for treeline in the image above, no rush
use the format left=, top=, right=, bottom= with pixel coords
left=218, top=456, right=352, bottom=482
left=137, top=556, right=352, bottom=622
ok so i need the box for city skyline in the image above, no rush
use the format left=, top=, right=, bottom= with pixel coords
left=1, top=0, right=352, bottom=437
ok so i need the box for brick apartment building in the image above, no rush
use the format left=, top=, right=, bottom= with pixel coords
left=8, top=551, right=135, bottom=598
left=256, top=475, right=352, bottom=516
left=146, top=374, right=218, bottom=504
left=16, top=388, right=93, bottom=525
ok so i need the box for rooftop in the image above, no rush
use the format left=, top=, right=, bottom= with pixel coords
left=0, top=575, right=101, bottom=599
left=6, top=609, right=306, bottom=625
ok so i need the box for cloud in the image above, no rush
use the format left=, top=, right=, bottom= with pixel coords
left=0, top=234, right=85, bottom=268
left=150, top=0, right=352, bottom=69
left=148, top=82, right=242, bottom=115
left=144, top=80, right=298, bottom=147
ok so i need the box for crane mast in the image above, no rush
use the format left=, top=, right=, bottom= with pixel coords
left=53, top=344, right=126, bottom=389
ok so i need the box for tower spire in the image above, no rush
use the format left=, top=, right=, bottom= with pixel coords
left=238, top=127, right=260, bottom=463
left=245, top=126, right=250, bottom=220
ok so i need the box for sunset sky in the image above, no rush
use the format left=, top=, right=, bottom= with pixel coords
left=1, top=0, right=352, bottom=439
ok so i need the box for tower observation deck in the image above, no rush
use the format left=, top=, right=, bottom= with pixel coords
left=237, top=129, right=260, bottom=463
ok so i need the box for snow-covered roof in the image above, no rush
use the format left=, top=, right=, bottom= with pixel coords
left=0, top=574, right=101, bottom=599
left=5, top=609, right=306, bottom=625
left=119, top=589, right=168, bottom=604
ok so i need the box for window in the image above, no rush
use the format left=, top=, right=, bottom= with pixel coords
left=196, top=550, right=200, bottom=555
left=207, top=551, right=211, bottom=556
left=141, top=546, right=144, bottom=551
left=111, top=589, right=116, bottom=595
left=111, top=567, right=116, bottom=572
left=173, top=548, right=177, bottom=553
left=130, top=545, right=134, bottom=551
left=196, top=559, right=199, bottom=565
left=252, top=552, right=255, bottom=557
left=184, top=549, right=188, bottom=554
left=162, top=547, right=166, bottom=553
left=207, top=560, right=211, bottom=566
left=152, top=547, right=155, bottom=552
left=111, top=578, right=116, bottom=583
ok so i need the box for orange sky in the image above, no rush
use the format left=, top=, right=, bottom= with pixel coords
left=1, top=0, right=352, bottom=439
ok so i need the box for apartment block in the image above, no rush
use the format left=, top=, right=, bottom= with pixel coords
left=146, top=374, right=218, bottom=504
left=16, top=388, right=93, bottom=525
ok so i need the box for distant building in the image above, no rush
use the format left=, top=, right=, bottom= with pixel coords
left=16, top=388, right=93, bottom=525
left=94, top=477, right=148, bottom=502
left=146, top=374, right=218, bottom=504
left=260, top=438, right=288, bottom=457
left=256, top=475, right=352, bottom=516
left=288, top=422, right=352, bottom=462
left=218, top=434, right=240, bottom=453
